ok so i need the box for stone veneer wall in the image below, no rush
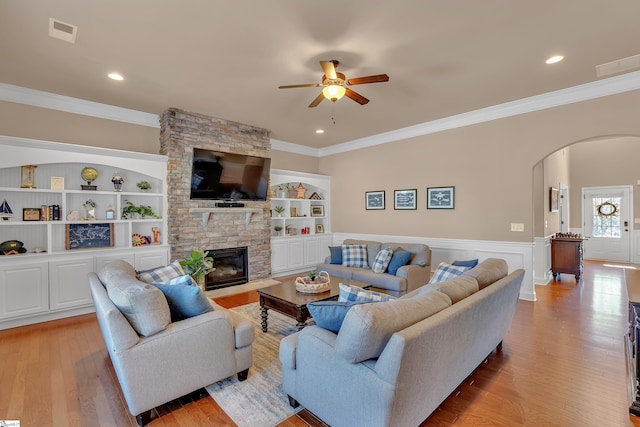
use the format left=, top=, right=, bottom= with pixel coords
left=159, top=108, right=272, bottom=281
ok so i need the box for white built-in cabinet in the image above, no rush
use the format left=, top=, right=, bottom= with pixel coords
left=0, top=136, right=169, bottom=330
left=270, top=169, right=332, bottom=275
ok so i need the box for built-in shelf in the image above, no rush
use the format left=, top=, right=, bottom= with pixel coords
left=189, top=208, right=263, bottom=226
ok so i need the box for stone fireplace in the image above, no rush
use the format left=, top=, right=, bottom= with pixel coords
left=159, top=108, right=272, bottom=283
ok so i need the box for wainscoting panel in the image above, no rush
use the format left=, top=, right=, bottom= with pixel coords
left=332, top=233, right=536, bottom=301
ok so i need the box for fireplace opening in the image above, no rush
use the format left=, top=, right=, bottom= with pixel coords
left=204, top=247, right=248, bottom=291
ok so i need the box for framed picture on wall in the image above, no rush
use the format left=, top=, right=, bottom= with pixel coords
left=427, top=186, right=455, bottom=209
left=365, top=191, right=385, bottom=210
left=394, top=189, right=417, bottom=210
left=549, top=187, right=559, bottom=212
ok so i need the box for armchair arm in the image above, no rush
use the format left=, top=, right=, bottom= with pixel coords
left=395, top=264, right=430, bottom=292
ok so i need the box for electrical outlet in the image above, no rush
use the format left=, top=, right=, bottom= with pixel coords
left=635, top=218, right=640, bottom=224
left=511, top=223, right=525, bottom=232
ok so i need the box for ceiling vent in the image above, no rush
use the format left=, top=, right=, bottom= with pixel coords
left=596, top=53, right=640, bottom=78
left=48, top=18, right=77, bottom=43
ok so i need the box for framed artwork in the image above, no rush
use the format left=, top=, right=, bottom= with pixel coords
left=66, top=223, right=114, bottom=250
left=365, top=191, right=385, bottom=210
left=315, top=224, right=324, bottom=233
left=23, top=208, right=41, bottom=221
left=427, top=186, right=455, bottom=209
left=394, top=189, right=417, bottom=210
left=549, top=187, right=559, bottom=212
left=310, top=205, right=325, bottom=217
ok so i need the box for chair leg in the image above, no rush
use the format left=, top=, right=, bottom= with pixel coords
left=288, top=395, right=300, bottom=408
left=237, top=368, right=249, bottom=381
left=135, top=410, right=152, bottom=426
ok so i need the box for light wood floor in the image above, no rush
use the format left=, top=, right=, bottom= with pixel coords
left=2, top=261, right=640, bottom=426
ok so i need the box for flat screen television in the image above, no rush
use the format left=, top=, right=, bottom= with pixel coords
left=190, top=148, right=271, bottom=201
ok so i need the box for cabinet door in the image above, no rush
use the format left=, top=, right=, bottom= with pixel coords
left=271, top=240, right=289, bottom=273
left=134, top=248, right=169, bottom=271
left=0, top=260, right=49, bottom=319
left=49, top=256, right=95, bottom=310
left=287, top=238, right=305, bottom=270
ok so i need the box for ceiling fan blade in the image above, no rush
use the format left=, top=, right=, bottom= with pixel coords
left=345, top=88, right=369, bottom=105
left=320, top=61, right=337, bottom=80
left=308, top=92, right=325, bottom=108
left=278, top=83, right=321, bottom=89
left=347, top=74, right=389, bottom=85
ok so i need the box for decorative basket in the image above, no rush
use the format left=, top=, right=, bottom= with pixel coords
left=295, top=271, right=331, bottom=293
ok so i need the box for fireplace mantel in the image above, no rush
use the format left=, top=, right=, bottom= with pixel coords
left=189, top=207, right=264, bottom=227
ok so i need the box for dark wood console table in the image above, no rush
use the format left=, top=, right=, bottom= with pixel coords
left=551, top=237, right=583, bottom=281
left=625, top=268, right=640, bottom=416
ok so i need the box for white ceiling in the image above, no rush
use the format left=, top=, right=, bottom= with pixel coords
left=1, top=0, right=639, bottom=149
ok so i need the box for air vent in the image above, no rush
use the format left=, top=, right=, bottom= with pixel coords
left=48, top=18, right=77, bottom=43
left=596, top=53, right=640, bottom=78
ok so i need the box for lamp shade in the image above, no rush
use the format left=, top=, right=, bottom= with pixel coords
left=322, top=85, right=346, bottom=102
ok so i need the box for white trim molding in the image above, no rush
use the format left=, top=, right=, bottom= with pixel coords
left=331, top=232, right=536, bottom=301
left=534, top=235, right=553, bottom=285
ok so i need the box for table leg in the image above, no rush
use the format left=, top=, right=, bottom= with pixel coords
left=261, top=306, right=269, bottom=332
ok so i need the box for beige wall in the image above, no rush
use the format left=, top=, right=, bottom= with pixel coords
left=543, top=148, right=570, bottom=235
left=270, top=149, right=320, bottom=174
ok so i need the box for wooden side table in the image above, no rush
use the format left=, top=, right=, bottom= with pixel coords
left=551, top=238, right=583, bottom=281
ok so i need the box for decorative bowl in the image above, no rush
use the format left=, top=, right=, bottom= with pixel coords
left=295, top=271, right=330, bottom=293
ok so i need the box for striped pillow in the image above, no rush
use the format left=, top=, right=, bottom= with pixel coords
left=371, top=247, right=393, bottom=273
left=342, top=245, right=369, bottom=268
left=338, top=283, right=396, bottom=303
left=137, top=261, right=185, bottom=284
left=428, top=262, right=471, bottom=284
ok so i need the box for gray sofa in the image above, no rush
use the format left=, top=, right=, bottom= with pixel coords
left=88, top=260, right=254, bottom=426
left=316, top=239, right=431, bottom=297
left=280, top=258, right=524, bottom=427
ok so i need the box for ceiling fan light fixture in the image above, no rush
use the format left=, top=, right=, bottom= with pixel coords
left=322, top=84, right=346, bottom=102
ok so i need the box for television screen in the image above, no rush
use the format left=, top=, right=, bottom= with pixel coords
left=190, top=148, right=271, bottom=201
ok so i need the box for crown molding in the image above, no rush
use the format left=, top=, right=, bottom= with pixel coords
left=270, top=138, right=320, bottom=157
left=0, top=82, right=160, bottom=128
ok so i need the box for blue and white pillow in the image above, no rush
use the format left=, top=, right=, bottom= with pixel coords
left=338, top=283, right=396, bottom=303
left=342, top=245, right=369, bottom=268
left=371, top=247, right=394, bottom=273
left=137, top=261, right=185, bottom=284
left=428, top=262, right=472, bottom=284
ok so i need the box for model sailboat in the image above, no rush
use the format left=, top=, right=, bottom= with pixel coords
left=0, top=199, right=13, bottom=220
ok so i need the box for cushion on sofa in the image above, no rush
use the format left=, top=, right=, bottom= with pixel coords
left=371, top=247, right=393, bottom=273
left=338, top=283, right=396, bottom=302
left=462, top=258, right=508, bottom=289
left=429, top=262, right=471, bottom=284
left=453, top=258, right=479, bottom=268
left=335, top=290, right=452, bottom=363
left=97, top=259, right=138, bottom=285
left=342, top=245, right=369, bottom=268
left=387, top=248, right=412, bottom=275
left=343, top=239, right=382, bottom=268
left=387, top=243, right=429, bottom=266
left=152, top=282, right=214, bottom=321
left=137, top=261, right=185, bottom=284
left=307, top=301, right=367, bottom=333
left=103, top=274, right=171, bottom=337
left=421, top=275, right=479, bottom=303
left=329, top=246, right=343, bottom=264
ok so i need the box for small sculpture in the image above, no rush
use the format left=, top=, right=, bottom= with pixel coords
left=0, top=199, right=13, bottom=221
left=112, top=172, right=124, bottom=192
left=152, top=227, right=160, bottom=244
left=84, top=200, right=96, bottom=220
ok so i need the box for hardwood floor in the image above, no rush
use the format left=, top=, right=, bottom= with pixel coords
left=1, top=262, right=640, bottom=426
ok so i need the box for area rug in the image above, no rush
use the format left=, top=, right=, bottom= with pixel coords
left=204, top=279, right=281, bottom=299
left=206, top=302, right=302, bottom=427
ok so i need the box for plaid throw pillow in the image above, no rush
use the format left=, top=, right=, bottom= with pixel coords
left=428, top=262, right=471, bottom=284
left=342, top=245, right=368, bottom=268
left=338, top=283, right=396, bottom=303
left=137, top=261, right=185, bottom=284
left=371, top=247, right=393, bottom=273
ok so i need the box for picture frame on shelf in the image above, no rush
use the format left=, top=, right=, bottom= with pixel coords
left=315, top=224, right=324, bottom=233
left=427, top=186, right=455, bottom=209
left=66, top=223, right=114, bottom=250
left=310, top=205, right=325, bottom=217
left=394, top=189, right=417, bottom=210
left=365, top=190, right=385, bottom=210
left=23, top=208, right=41, bottom=221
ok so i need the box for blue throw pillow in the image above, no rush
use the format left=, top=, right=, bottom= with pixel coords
left=152, top=282, right=213, bottom=322
left=387, top=248, right=412, bottom=275
left=452, top=259, right=479, bottom=268
left=307, top=301, right=366, bottom=333
left=329, top=246, right=343, bottom=264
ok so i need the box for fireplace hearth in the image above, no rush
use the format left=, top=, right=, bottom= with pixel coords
left=205, top=247, right=248, bottom=290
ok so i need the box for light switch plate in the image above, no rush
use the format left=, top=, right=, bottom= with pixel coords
left=635, top=218, right=640, bottom=224
left=511, top=223, right=525, bottom=232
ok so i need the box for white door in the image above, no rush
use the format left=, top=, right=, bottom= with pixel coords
left=582, top=186, right=632, bottom=262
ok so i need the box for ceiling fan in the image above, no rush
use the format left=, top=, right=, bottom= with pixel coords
left=278, top=60, right=389, bottom=108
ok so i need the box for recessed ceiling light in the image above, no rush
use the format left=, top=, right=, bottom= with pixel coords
left=108, top=72, right=124, bottom=81
left=545, top=55, right=564, bottom=65
left=315, top=129, right=325, bottom=134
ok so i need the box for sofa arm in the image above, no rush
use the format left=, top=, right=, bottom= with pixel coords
left=279, top=331, right=300, bottom=370
left=210, top=302, right=254, bottom=348
left=395, top=264, right=430, bottom=292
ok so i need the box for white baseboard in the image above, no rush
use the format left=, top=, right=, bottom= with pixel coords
left=331, top=233, right=536, bottom=301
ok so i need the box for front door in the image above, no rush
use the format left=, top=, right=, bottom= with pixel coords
left=582, top=186, right=632, bottom=262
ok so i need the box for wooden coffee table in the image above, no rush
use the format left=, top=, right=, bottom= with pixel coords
left=257, top=277, right=371, bottom=332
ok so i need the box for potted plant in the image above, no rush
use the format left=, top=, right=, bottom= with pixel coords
left=274, top=225, right=283, bottom=235
left=274, top=206, right=285, bottom=217
left=276, top=185, right=287, bottom=198
left=136, top=181, right=152, bottom=192
left=121, top=200, right=161, bottom=219
left=179, top=249, right=215, bottom=290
